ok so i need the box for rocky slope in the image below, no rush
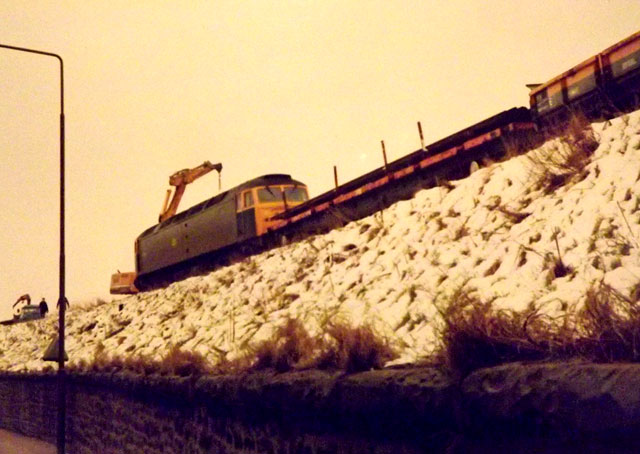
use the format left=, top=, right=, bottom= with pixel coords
left=2, top=110, right=640, bottom=373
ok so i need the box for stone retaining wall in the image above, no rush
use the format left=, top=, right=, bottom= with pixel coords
left=1, top=363, right=640, bottom=453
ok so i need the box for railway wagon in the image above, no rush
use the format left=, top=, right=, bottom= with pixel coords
left=273, top=107, right=536, bottom=236
left=530, top=30, right=640, bottom=126
left=134, top=174, right=308, bottom=289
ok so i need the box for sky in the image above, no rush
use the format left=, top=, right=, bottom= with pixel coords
left=0, top=1, right=639, bottom=321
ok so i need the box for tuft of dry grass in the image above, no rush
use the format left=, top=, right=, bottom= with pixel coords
left=248, top=317, right=397, bottom=373
left=434, top=281, right=640, bottom=376
left=575, top=284, right=640, bottom=361
left=496, top=205, right=530, bottom=225
left=315, top=321, right=397, bottom=372
left=71, top=343, right=213, bottom=377
left=546, top=228, right=573, bottom=279
left=526, top=113, right=599, bottom=194
left=434, top=287, right=556, bottom=375
left=249, top=318, right=318, bottom=372
left=502, top=130, right=545, bottom=160
left=563, top=112, right=600, bottom=157
left=161, top=345, right=214, bottom=376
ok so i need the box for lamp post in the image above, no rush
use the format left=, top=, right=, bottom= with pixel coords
left=0, top=44, right=66, bottom=454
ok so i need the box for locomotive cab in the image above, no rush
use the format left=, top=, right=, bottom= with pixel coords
left=237, top=183, right=308, bottom=236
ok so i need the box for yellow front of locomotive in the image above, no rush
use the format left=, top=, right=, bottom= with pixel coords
left=253, top=184, right=308, bottom=235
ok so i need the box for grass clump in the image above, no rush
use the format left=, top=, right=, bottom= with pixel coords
left=527, top=113, right=599, bottom=194
left=161, top=345, right=214, bottom=376
left=496, top=205, right=530, bottom=225
left=434, top=288, right=558, bottom=376
left=250, top=318, right=318, bottom=372
left=576, top=284, right=640, bottom=361
left=435, top=281, right=640, bottom=376
left=316, top=321, right=397, bottom=372
left=248, top=317, right=397, bottom=373
left=547, top=228, right=573, bottom=279
left=72, top=343, right=213, bottom=377
left=68, top=318, right=396, bottom=376
left=563, top=112, right=600, bottom=157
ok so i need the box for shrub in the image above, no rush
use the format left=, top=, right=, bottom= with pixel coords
left=247, top=317, right=397, bottom=373
left=315, top=321, right=398, bottom=372
left=575, top=284, right=640, bottom=361
left=72, top=343, right=212, bottom=377
left=434, top=281, right=640, bottom=376
left=249, top=318, right=318, bottom=372
left=434, top=288, right=554, bottom=375
left=160, top=345, right=213, bottom=376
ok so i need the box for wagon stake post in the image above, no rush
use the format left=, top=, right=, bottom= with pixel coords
left=381, top=140, right=388, bottom=169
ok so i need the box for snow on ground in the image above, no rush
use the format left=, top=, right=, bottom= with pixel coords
left=3, top=110, right=640, bottom=372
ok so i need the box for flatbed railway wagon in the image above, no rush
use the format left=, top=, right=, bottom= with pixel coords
left=272, top=107, right=536, bottom=237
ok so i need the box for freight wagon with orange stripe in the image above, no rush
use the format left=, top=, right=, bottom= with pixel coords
left=529, top=30, right=640, bottom=126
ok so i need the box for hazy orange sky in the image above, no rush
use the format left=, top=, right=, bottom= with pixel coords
left=1, top=1, right=639, bottom=320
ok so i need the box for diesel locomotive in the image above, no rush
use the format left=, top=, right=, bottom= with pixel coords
left=111, top=174, right=308, bottom=293
left=111, top=29, right=640, bottom=295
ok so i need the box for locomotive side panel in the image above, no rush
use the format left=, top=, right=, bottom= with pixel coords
left=137, top=195, right=238, bottom=275
left=137, top=221, right=188, bottom=275
left=184, top=195, right=238, bottom=259
left=236, top=208, right=257, bottom=241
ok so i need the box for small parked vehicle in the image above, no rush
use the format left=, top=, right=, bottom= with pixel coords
left=17, top=304, right=43, bottom=322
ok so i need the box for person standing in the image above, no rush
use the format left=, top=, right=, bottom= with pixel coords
left=39, top=298, right=49, bottom=318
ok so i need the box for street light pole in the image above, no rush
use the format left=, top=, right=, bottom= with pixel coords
left=0, top=43, right=66, bottom=454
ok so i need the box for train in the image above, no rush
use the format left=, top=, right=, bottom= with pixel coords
left=110, top=29, right=640, bottom=295
left=111, top=174, right=309, bottom=293
left=529, top=29, right=640, bottom=126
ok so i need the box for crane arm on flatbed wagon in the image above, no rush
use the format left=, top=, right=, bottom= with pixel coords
left=159, top=161, right=222, bottom=223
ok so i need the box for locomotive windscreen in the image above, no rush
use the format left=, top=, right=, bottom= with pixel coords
left=257, top=186, right=308, bottom=203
